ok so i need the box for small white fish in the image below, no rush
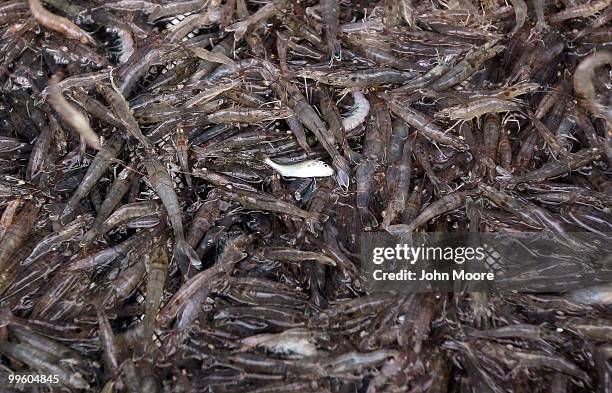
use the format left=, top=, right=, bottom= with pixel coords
left=258, top=154, right=334, bottom=178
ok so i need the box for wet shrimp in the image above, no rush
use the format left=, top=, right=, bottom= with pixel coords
left=435, top=98, right=522, bottom=121
left=386, top=190, right=474, bottom=236
left=145, top=157, right=201, bottom=272
left=48, top=74, right=101, bottom=151
left=226, top=0, right=288, bottom=41
left=28, top=0, right=94, bottom=45
left=383, top=95, right=469, bottom=151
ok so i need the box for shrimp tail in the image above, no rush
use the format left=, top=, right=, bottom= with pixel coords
left=174, top=239, right=202, bottom=269
left=329, top=40, right=342, bottom=62
left=335, top=170, right=350, bottom=189
left=332, top=155, right=350, bottom=189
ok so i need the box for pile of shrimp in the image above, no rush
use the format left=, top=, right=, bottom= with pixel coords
left=0, top=0, right=610, bottom=391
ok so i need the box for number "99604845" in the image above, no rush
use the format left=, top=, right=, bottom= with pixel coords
left=1, top=373, right=60, bottom=386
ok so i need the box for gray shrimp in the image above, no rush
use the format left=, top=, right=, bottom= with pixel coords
left=145, top=158, right=201, bottom=271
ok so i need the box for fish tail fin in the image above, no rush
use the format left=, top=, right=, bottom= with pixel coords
left=328, top=39, right=342, bottom=63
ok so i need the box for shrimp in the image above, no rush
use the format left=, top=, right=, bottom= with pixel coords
left=60, top=134, right=124, bottom=223
left=9, top=325, right=90, bottom=368
left=100, top=201, right=162, bottom=234
left=0, top=199, right=42, bottom=294
left=482, top=113, right=501, bottom=162
left=498, top=129, right=512, bottom=170
left=174, top=129, right=192, bottom=188
left=573, top=106, right=601, bottom=147
left=158, top=234, right=254, bottom=326
left=47, top=74, right=101, bottom=151
left=401, top=184, right=423, bottom=224
left=386, top=190, right=473, bottom=236
left=193, top=167, right=260, bottom=193
left=295, top=178, right=335, bottom=241
left=392, top=63, right=451, bottom=94
left=383, top=95, right=469, bottom=151
left=527, top=111, right=570, bottom=158
left=141, top=241, right=168, bottom=356
left=40, top=70, right=109, bottom=97
left=95, top=82, right=155, bottom=153
left=165, top=12, right=222, bottom=43
left=186, top=198, right=223, bottom=247
left=460, top=82, right=541, bottom=100
left=573, top=51, right=612, bottom=127
left=430, top=44, right=505, bottom=91
left=28, top=0, right=94, bottom=45
left=188, top=46, right=236, bottom=68
left=435, top=98, right=522, bottom=121
left=69, top=90, right=124, bottom=130
left=477, top=185, right=587, bottom=251
left=548, top=0, right=609, bottom=23
left=534, top=79, right=566, bottom=119
left=206, top=108, right=293, bottom=123
left=0, top=341, right=89, bottom=389
left=226, top=0, right=288, bottom=41
left=94, top=303, right=125, bottom=380
left=356, top=160, right=377, bottom=229
left=299, top=68, right=417, bottom=88
left=388, top=118, right=410, bottom=163
left=322, top=350, right=399, bottom=377
left=512, top=131, right=539, bottom=174
left=262, top=248, right=337, bottom=266
left=81, top=166, right=136, bottom=245
left=382, top=140, right=412, bottom=228
left=574, top=4, right=612, bottom=39
left=503, top=147, right=602, bottom=186
left=218, top=189, right=326, bottom=222
left=317, top=86, right=355, bottom=159
left=0, top=24, right=36, bottom=82
left=147, top=0, right=205, bottom=21
left=115, top=43, right=184, bottom=96
left=369, top=94, right=393, bottom=164
left=24, top=215, right=92, bottom=265
left=185, top=81, right=239, bottom=108
left=145, top=158, right=201, bottom=272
